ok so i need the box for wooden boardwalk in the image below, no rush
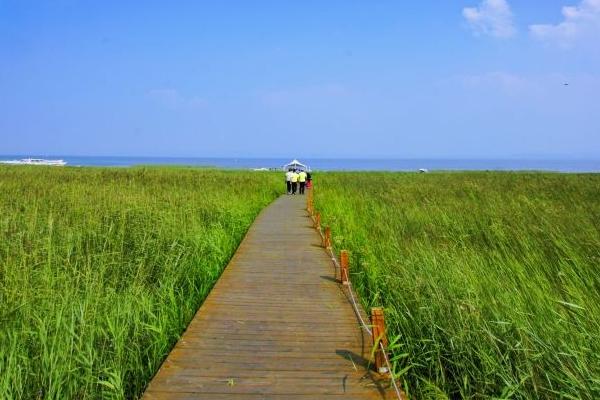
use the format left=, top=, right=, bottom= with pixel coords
left=142, top=195, right=391, bottom=399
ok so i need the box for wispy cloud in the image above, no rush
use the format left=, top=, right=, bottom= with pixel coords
left=147, top=89, right=207, bottom=110
left=456, top=71, right=600, bottom=95
left=463, top=0, right=516, bottom=38
left=259, top=84, right=350, bottom=107
left=461, top=71, right=526, bottom=90
left=453, top=71, right=536, bottom=97
left=530, top=0, right=600, bottom=48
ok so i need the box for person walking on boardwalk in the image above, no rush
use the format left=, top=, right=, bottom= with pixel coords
left=298, top=169, right=307, bottom=194
left=291, top=169, right=299, bottom=195
left=285, top=169, right=294, bottom=194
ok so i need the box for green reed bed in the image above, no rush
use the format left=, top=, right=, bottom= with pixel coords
left=314, top=172, right=600, bottom=399
left=0, top=166, right=280, bottom=399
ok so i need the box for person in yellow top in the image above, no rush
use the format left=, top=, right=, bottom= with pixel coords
left=298, top=170, right=307, bottom=194
left=290, top=169, right=300, bottom=195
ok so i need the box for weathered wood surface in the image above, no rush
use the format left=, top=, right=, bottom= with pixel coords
left=142, top=195, right=390, bottom=399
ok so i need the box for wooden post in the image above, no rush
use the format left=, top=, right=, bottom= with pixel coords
left=371, top=307, right=389, bottom=374
left=315, top=213, right=321, bottom=229
left=323, top=226, right=331, bottom=248
left=340, top=250, right=350, bottom=285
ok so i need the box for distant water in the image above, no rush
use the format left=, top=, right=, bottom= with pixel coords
left=1, top=155, right=599, bottom=172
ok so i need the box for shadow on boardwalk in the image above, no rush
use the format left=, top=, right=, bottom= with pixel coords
left=142, top=195, right=393, bottom=399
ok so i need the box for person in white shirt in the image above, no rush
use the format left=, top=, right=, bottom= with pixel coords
left=285, top=169, right=294, bottom=194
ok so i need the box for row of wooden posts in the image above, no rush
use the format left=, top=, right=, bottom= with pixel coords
left=306, top=188, right=390, bottom=375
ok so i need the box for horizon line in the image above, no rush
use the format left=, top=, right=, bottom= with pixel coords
left=1, top=154, right=600, bottom=161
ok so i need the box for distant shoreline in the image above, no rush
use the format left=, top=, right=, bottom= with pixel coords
left=0, top=156, right=599, bottom=172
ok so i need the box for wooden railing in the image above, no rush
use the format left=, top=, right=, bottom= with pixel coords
left=305, top=186, right=406, bottom=400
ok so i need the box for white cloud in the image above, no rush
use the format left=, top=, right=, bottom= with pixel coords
left=530, top=0, right=600, bottom=47
left=147, top=89, right=207, bottom=110
left=463, top=0, right=517, bottom=38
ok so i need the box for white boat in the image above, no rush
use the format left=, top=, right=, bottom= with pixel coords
left=0, top=158, right=67, bottom=166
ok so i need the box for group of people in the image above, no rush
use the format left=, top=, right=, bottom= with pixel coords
left=285, top=169, right=311, bottom=195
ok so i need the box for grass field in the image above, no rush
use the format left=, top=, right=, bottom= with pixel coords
left=314, top=172, right=600, bottom=399
left=0, top=166, right=280, bottom=399
left=3, top=167, right=599, bottom=399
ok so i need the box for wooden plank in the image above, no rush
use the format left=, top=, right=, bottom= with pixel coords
left=177, top=335, right=364, bottom=348
left=155, top=366, right=372, bottom=380
left=147, top=376, right=383, bottom=395
left=142, top=195, right=390, bottom=399
left=158, top=347, right=370, bottom=361
left=186, top=327, right=366, bottom=338
left=145, top=393, right=388, bottom=400
left=183, top=333, right=362, bottom=342
left=162, top=352, right=371, bottom=370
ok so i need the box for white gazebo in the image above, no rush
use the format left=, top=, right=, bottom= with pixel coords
left=283, top=159, right=310, bottom=172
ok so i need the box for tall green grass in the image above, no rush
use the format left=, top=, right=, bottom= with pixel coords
left=0, top=166, right=280, bottom=399
left=314, top=172, right=600, bottom=399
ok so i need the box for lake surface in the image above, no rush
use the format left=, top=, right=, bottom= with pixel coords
left=1, top=156, right=599, bottom=172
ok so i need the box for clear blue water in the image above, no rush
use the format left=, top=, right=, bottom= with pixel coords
left=1, top=155, right=599, bottom=172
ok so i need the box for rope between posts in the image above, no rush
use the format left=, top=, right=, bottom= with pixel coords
left=308, top=200, right=403, bottom=400
left=336, top=248, right=402, bottom=399
left=340, top=264, right=373, bottom=337
left=311, top=210, right=373, bottom=336
left=380, top=341, right=404, bottom=400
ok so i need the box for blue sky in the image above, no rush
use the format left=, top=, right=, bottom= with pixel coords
left=1, top=0, right=599, bottom=158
